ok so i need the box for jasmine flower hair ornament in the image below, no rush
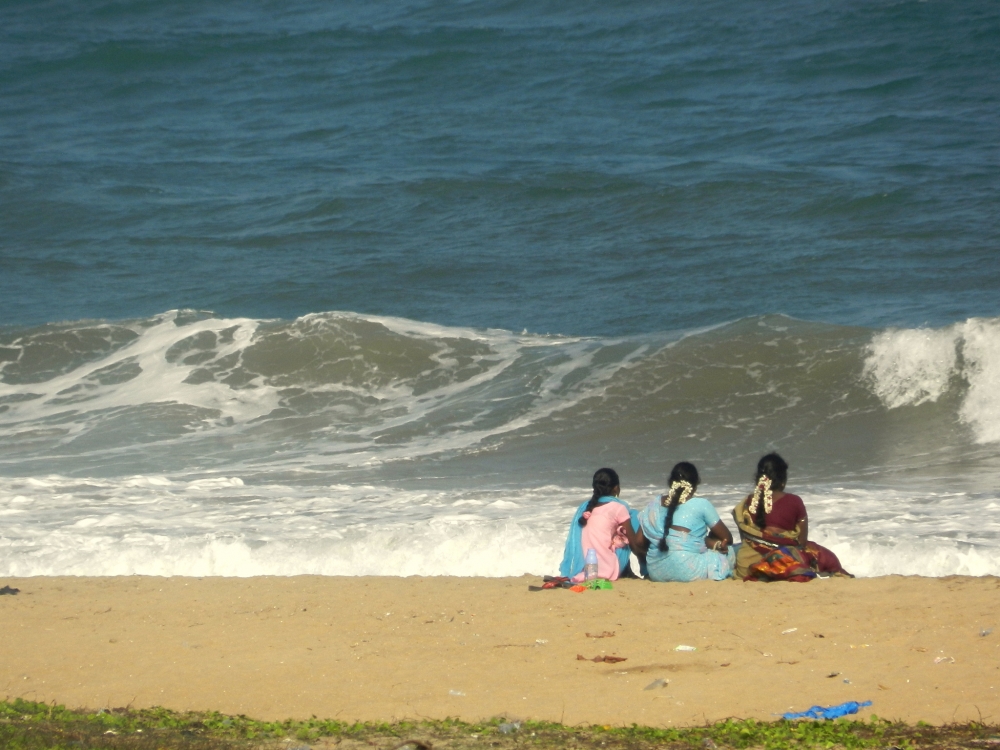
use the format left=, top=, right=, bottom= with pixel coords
left=664, top=479, right=694, bottom=506
left=748, top=474, right=773, bottom=516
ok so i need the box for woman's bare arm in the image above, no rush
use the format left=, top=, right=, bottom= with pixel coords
left=707, top=520, right=734, bottom=552
left=620, top=521, right=648, bottom=556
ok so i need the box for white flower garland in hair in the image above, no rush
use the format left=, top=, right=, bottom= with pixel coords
left=663, top=479, right=694, bottom=507
left=748, top=475, right=773, bottom=516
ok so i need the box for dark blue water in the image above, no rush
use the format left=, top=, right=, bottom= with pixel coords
left=3, top=0, right=998, bottom=335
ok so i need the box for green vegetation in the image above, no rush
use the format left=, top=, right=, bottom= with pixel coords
left=1, top=698, right=997, bottom=749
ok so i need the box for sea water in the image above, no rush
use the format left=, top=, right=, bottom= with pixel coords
left=2, top=1, right=999, bottom=578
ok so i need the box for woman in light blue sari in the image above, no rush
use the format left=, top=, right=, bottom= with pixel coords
left=638, top=462, right=735, bottom=582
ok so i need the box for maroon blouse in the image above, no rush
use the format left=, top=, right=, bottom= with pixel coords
left=762, top=492, right=807, bottom=531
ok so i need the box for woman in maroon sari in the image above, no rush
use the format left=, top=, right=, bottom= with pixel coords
left=732, top=453, right=850, bottom=581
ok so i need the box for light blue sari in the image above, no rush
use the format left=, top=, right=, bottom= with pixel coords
left=639, top=496, right=734, bottom=582
left=559, top=496, right=644, bottom=578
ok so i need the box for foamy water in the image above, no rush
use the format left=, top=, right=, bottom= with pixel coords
left=2, top=472, right=998, bottom=579
left=864, top=317, right=1000, bottom=444
left=3, top=311, right=1000, bottom=579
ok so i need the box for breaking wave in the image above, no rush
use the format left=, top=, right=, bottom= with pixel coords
left=2, top=310, right=1000, bottom=578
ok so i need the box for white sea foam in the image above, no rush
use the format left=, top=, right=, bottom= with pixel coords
left=863, top=326, right=957, bottom=408
left=3, top=312, right=1000, bottom=580
left=0, top=310, right=657, bottom=473
left=814, top=533, right=1000, bottom=578
left=0, top=476, right=573, bottom=577
left=795, top=484, right=1000, bottom=576
left=1, top=476, right=998, bottom=579
left=863, top=318, right=1000, bottom=443
left=958, top=318, right=1000, bottom=444
left=0, top=314, right=258, bottom=434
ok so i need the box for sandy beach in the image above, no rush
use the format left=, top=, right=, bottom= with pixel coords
left=1, top=575, right=998, bottom=727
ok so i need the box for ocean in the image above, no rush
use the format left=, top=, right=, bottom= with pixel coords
left=2, top=0, right=999, bottom=579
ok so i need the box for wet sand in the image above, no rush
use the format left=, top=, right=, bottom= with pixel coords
left=1, top=575, right=998, bottom=726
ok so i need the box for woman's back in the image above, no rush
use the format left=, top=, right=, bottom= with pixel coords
left=559, top=467, right=642, bottom=580
left=639, top=494, right=734, bottom=582
left=734, top=452, right=850, bottom=580
left=758, top=492, right=806, bottom=532
left=641, top=495, right=718, bottom=544
left=575, top=500, right=632, bottom=581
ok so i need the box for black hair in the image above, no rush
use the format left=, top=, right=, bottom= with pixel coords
left=753, top=452, right=789, bottom=528
left=659, top=461, right=700, bottom=552
left=578, top=467, right=621, bottom=526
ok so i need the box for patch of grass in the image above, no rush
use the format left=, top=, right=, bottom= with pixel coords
left=1, top=698, right=998, bottom=750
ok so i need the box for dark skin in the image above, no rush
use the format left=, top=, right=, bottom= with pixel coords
left=620, top=485, right=734, bottom=554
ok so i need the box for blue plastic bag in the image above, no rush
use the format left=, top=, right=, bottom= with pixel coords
left=782, top=700, right=872, bottom=720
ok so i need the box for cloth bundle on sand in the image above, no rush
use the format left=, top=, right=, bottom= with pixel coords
left=733, top=498, right=850, bottom=581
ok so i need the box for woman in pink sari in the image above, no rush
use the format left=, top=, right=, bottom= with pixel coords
left=732, top=453, right=850, bottom=581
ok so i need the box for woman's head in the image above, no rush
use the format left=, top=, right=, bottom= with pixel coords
left=669, top=461, right=700, bottom=491
left=659, top=461, right=700, bottom=552
left=752, top=452, right=788, bottom=528
left=592, top=467, right=620, bottom=498
left=579, top=467, right=621, bottom=526
left=755, top=453, right=788, bottom=490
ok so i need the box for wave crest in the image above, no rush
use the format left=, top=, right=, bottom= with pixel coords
left=3, top=310, right=1000, bottom=483
left=863, top=317, right=1000, bottom=443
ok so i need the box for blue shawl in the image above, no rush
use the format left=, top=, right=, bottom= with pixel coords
left=558, top=496, right=642, bottom=578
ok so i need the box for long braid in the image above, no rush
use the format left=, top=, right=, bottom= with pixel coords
left=659, top=462, right=699, bottom=552
left=750, top=453, right=788, bottom=529
left=753, top=477, right=770, bottom=529
left=658, top=485, right=683, bottom=552
left=579, top=467, right=620, bottom=527
left=578, top=493, right=602, bottom=527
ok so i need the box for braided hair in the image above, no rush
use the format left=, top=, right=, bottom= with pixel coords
left=752, top=453, right=788, bottom=529
left=578, top=467, right=621, bottom=526
left=659, top=462, right=700, bottom=552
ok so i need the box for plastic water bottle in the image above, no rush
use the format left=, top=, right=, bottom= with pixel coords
left=584, top=548, right=599, bottom=581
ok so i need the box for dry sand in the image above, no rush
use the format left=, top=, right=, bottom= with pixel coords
left=2, top=575, right=999, bottom=727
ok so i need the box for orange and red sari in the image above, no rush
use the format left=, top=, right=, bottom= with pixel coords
left=732, top=498, right=850, bottom=582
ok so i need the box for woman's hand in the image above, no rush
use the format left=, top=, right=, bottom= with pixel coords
left=706, top=519, right=734, bottom=554
left=619, top=521, right=648, bottom=557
